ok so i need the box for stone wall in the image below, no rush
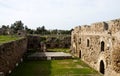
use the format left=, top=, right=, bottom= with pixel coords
left=46, top=36, right=71, bottom=48
left=27, top=35, right=71, bottom=52
left=71, top=19, right=120, bottom=76
left=27, top=35, right=45, bottom=52
left=0, top=38, right=27, bottom=76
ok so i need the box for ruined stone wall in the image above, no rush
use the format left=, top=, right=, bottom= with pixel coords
left=0, top=38, right=27, bottom=76
left=46, top=36, right=71, bottom=48
left=27, top=35, right=71, bottom=52
left=27, top=35, right=45, bottom=52
left=71, top=19, right=120, bottom=76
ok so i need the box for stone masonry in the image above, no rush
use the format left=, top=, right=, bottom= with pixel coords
left=71, top=19, right=120, bottom=76
left=0, top=38, right=27, bottom=76
left=27, top=35, right=71, bottom=52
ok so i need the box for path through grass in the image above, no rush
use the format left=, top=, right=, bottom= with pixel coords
left=10, top=59, right=102, bottom=76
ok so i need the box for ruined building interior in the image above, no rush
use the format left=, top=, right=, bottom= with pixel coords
left=0, top=19, right=120, bottom=76
left=71, top=19, right=120, bottom=76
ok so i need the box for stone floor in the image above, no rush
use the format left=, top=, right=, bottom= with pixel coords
left=28, top=52, right=72, bottom=60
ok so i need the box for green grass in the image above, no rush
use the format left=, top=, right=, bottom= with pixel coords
left=47, top=48, right=70, bottom=53
left=0, top=35, right=22, bottom=44
left=10, top=59, right=102, bottom=76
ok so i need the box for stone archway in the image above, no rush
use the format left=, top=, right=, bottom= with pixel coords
left=100, top=60, right=105, bottom=74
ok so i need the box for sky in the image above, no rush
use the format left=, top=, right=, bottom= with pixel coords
left=0, top=0, right=120, bottom=30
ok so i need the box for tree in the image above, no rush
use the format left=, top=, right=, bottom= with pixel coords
left=2, top=25, right=9, bottom=29
left=51, top=29, right=58, bottom=34
left=41, top=26, right=46, bottom=35
left=10, top=20, right=24, bottom=33
left=1, top=25, right=9, bottom=35
left=35, top=26, right=47, bottom=35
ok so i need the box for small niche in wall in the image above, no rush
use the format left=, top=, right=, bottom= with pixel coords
left=87, top=39, right=90, bottom=47
left=112, top=37, right=115, bottom=41
left=101, top=41, right=105, bottom=52
left=104, top=22, right=109, bottom=30
left=79, top=50, right=81, bottom=58
left=79, top=38, right=81, bottom=44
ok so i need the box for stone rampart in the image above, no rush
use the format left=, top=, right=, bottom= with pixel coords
left=0, top=38, right=27, bottom=76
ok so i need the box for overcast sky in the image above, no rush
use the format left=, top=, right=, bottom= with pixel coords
left=0, top=0, right=120, bottom=30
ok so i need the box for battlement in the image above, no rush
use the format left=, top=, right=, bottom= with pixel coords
left=73, top=19, right=120, bottom=35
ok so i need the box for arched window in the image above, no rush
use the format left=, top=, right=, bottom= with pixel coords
left=101, top=41, right=105, bottom=51
left=100, top=60, right=105, bottom=74
left=87, top=39, right=89, bottom=47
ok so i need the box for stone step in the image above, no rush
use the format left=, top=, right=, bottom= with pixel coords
left=27, top=52, right=72, bottom=60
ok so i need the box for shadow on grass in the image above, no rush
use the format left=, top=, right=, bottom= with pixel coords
left=10, top=50, right=52, bottom=76
left=9, top=50, right=102, bottom=76
left=9, top=58, right=102, bottom=76
left=9, top=60, right=52, bottom=76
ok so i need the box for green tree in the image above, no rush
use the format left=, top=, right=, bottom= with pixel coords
left=35, top=26, right=47, bottom=35
left=10, top=20, right=24, bottom=33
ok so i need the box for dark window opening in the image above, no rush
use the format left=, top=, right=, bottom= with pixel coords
left=79, top=50, right=81, bottom=58
left=18, top=33, right=21, bottom=35
left=87, top=39, right=89, bottom=47
left=100, top=60, right=105, bottom=74
left=101, top=41, right=105, bottom=51
left=104, top=22, right=108, bottom=30
left=79, top=38, right=81, bottom=44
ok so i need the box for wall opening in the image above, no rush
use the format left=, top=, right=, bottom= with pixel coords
left=79, top=50, right=81, bottom=58
left=101, top=41, right=105, bottom=51
left=79, top=38, right=81, bottom=44
left=100, top=60, right=105, bottom=74
left=87, top=39, right=89, bottom=47
left=104, top=22, right=108, bottom=30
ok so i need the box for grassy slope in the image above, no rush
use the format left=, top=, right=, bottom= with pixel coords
left=0, top=35, right=22, bottom=44
left=10, top=59, right=102, bottom=76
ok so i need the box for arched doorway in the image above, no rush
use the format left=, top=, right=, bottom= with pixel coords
left=101, top=41, right=105, bottom=52
left=100, top=60, right=105, bottom=74
left=79, top=50, right=81, bottom=58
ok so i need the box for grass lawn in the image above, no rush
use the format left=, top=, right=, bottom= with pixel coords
left=10, top=59, right=102, bottom=76
left=47, top=48, right=70, bottom=53
left=0, top=35, right=22, bottom=44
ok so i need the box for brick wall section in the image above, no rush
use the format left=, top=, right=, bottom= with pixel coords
left=0, top=38, right=27, bottom=75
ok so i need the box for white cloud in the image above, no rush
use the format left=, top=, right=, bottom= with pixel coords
left=0, top=0, right=120, bottom=30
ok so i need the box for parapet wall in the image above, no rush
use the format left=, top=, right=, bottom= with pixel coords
left=0, top=38, right=27, bottom=76
left=73, top=19, right=120, bottom=34
left=71, top=18, right=120, bottom=76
